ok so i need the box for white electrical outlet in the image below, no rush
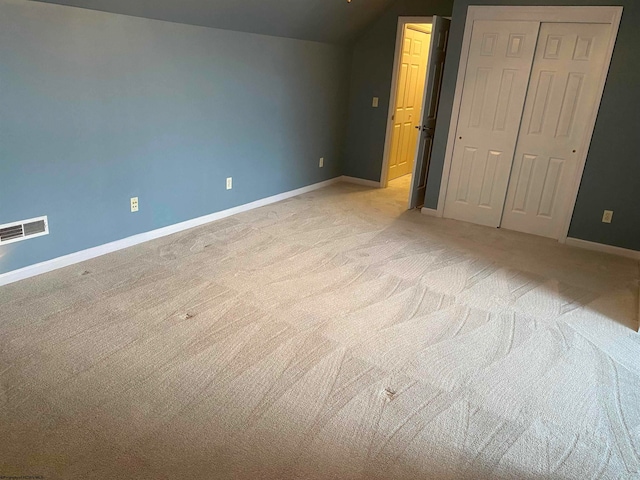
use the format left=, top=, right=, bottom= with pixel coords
left=602, top=210, right=613, bottom=224
left=130, top=197, right=139, bottom=213
left=319, top=157, right=324, bottom=168
left=372, top=97, right=379, bottom=108
left=226, top=177, right=233, bottom=190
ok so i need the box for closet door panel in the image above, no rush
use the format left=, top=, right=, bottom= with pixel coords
left=501, top=22, right=613, bottom=238
left=444, top=20, right=540, bottom=227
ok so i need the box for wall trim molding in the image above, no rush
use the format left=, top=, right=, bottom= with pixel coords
left=420, top=207, right=439, bottom=217
left=565, top=237, right=640, bottom=261
left=0, top=177, right=342, bottom=287
left=340, top=176, right=381, bottom=188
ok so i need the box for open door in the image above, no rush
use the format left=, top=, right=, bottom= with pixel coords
left=409, top=16, right=450, bottom=209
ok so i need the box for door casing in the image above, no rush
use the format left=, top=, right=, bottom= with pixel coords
left=435, top=6, right=623, bottom=243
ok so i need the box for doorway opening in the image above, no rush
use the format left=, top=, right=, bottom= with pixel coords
left=381, top=16, right=451, bottom=210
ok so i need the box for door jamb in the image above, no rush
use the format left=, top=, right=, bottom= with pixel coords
left=380, top=16, right=433, bottom=192
left=435, top=5, right=623, bottom=243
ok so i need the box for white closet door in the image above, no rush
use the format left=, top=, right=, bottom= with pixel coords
left=443, top=20, right=540, bottom=227
left=501, top=23, right=613, bottom=238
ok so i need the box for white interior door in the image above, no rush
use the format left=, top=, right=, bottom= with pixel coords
left=443, top=20, right=540, bottom=227
left=409, top=16, right=451, bottom=209
left=501, top=23, right=613, bottom=238
left=388, top=26, right=431, bottom=181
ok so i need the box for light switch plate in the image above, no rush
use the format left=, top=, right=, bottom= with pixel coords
left=226, top=177, right=233, bottom=190
left=372, top=97, right=379, bottom=108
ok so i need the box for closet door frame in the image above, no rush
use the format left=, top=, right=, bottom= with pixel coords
left=435, top=5, right=623, bottom=243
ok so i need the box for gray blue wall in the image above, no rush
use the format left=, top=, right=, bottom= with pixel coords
left=0, top=0, right=350, bottom=274
left=426, top=0, right=640, bottom=251
left=342, top=0, right=454, bottom=181
left=2, top=0, right=638, bottom=277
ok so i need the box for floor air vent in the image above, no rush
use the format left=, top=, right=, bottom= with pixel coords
left=0, top=216, right=49, bottom=245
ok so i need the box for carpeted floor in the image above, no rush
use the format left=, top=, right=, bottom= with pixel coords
left=1, top=176, right=639, bottom=479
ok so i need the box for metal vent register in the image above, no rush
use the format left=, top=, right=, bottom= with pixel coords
left=0, top=216, right=49, bottom=245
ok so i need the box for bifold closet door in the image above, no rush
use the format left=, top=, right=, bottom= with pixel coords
left=443, top=21, right=539, bottom=227
left=500, top=23, right=613, bottom=238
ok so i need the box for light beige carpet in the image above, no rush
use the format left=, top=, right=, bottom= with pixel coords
left=1, top=176, right=639, bottom=479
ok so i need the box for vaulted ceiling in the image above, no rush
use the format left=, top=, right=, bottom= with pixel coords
left=31, top=0, right=397, bottom=44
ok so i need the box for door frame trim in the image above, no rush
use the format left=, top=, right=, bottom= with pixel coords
left=435, top=5, right=623, bottom=243
left=380, top=16, right=433, bottom=194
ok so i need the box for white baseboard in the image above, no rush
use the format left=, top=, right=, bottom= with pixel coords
left=0, top=177, right=342, bottom=287
left=420, top=207, right=439, bottom=217
left=565, top=237, right=640, bottom=261
left=340, top=176, right=381, bottom=188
